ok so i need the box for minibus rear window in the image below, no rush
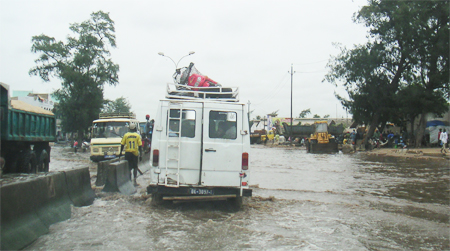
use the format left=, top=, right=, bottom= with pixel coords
left=209, top=111, right=237, bottom=139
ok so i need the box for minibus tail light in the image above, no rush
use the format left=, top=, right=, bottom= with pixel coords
left=242, top=152, right=249, bottom=170
left=152, top=149, right=159, bottom=167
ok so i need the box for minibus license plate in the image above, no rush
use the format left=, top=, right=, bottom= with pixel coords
left=189, top=188, right=213, bottom=195
left=105, top=155, right=116, bottom=159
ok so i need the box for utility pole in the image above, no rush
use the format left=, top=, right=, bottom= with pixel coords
left=346, top=107, right=348, bottom=127
left=288, top=64, right=295, bottom=143
left=247, top=100, right=251, bottom=130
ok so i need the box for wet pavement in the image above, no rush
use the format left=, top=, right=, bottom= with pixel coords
left=25, top=144, right=449, bottom=250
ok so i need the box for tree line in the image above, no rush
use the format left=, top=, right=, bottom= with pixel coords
left=324, top=0, right=449, bottom=147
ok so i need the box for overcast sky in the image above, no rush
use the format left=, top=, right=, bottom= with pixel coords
left=0, top=0, right=369, bottom=121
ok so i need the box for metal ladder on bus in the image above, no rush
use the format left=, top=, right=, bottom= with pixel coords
left=164, top=102, right=183, bottom=187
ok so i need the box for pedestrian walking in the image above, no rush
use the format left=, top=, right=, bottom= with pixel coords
left=439, top=129, right=448, bottom=154
left=119, top=122, right=143, bottom=186
left=73, top=140, right=78, bottom=153
left=438, top=128, right=442, bottom=147
left=350, top=129, right=356, bottom=145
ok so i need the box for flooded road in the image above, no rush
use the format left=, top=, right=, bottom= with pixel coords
left=27, top=145, right=449, bottom=250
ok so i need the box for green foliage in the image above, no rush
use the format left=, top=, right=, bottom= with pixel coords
left=325, top=0, right=449, bottom=144
left=313, top=114, right=320, bottom=118
left=29, top=11, right=119, bottom=135
left=299, top=109, right=311, bottom=118
left=396, top=84, right=449, bottom=125
left=269, top=110, right=279, bottom=117
left=327, top=40, right=406, bottom=126
left=103, top=97, right=132, bottom=113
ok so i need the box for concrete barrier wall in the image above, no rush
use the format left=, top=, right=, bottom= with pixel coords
left=102, top=160, right=136, bottom=195
left=1, top=176, right=50, bottom=250
left=36, top=172, right=72, bottom=228
left=96, top=152, right=151, bottom=187
left=65, top=167, right=95, bottom=206
left=1, top=167, right=95, bottom=250
left=96, top=158, right=119, bottom=186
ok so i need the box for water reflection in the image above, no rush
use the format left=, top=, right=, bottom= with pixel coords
left=356, top=154, right=449, bottom=205
left=386, top=180, right=449, bottom=205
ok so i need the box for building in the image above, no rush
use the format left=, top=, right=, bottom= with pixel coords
left=10, top=94, right=54, bottom=112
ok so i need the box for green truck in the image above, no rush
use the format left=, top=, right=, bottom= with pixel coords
left=1, top=83, right=56, bottom=174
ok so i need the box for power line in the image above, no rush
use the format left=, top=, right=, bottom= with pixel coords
left=296, top=70, right=327, bottom=74
left=252, top=72, right=290, bottom=106
left=253, top=75, right=289, bottom=106
left=292, top=59, right=328, bottom=65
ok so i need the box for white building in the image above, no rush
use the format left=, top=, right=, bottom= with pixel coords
left=11, top=95, right=54, bottom=112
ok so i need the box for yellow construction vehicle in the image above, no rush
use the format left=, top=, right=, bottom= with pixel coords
left=306, top=121, right=338, bottom=153
left=260, top=130, right=275, bottom=143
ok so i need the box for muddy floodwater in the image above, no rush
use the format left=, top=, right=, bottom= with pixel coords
left=26, top=145, right=449, bottom=250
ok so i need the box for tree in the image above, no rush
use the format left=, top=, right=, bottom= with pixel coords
left=325, top=0, right=449, bottom=147
left=103, top=97, right=132, bottom=113
left=299, top=109, right=311, bottom=118
left=396, top=84, right=448, bottom=140
left=29, top=11, right=119, bottom=141
left=328, top=42, right=400, bottom=135
left=324, top=114, right=330, bottom=118
left=406, top=1, right=449, bottom=146
left=313, top=114, right=320, bottom=118
left=268, top=110, right=279, bottom=117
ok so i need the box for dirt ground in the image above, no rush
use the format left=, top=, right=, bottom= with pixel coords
left=260, top=141, right=450, bottom=162
left=362, top=146, right=450, bottom=162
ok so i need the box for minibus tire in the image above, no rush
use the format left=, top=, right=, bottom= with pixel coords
left=151, top=193, right=163, bottom=206
left=228, top=196, right=243, bottom=211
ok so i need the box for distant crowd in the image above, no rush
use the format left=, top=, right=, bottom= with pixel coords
left=339, top=127, right=449, bottom=152
left=342, top=129, right=408, bottom=149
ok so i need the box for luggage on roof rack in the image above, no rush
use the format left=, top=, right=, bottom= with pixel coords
left=166, top=83, right=239, bottom=102
left=168, top=63, right=239, bottom=102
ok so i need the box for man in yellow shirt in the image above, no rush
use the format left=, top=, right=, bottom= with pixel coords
left=119, top=122, right=143, bottom=186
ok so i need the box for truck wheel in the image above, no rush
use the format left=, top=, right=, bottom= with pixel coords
left=4, top=153, right=19, bottom=173
left=18, top=150, right=37, bottom=173
left=37, top=150, right=50, bottom=172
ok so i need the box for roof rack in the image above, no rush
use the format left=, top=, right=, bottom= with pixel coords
left=99, top=112, right=136, bottom=119
left=165, top=83, right=239, bottom=102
